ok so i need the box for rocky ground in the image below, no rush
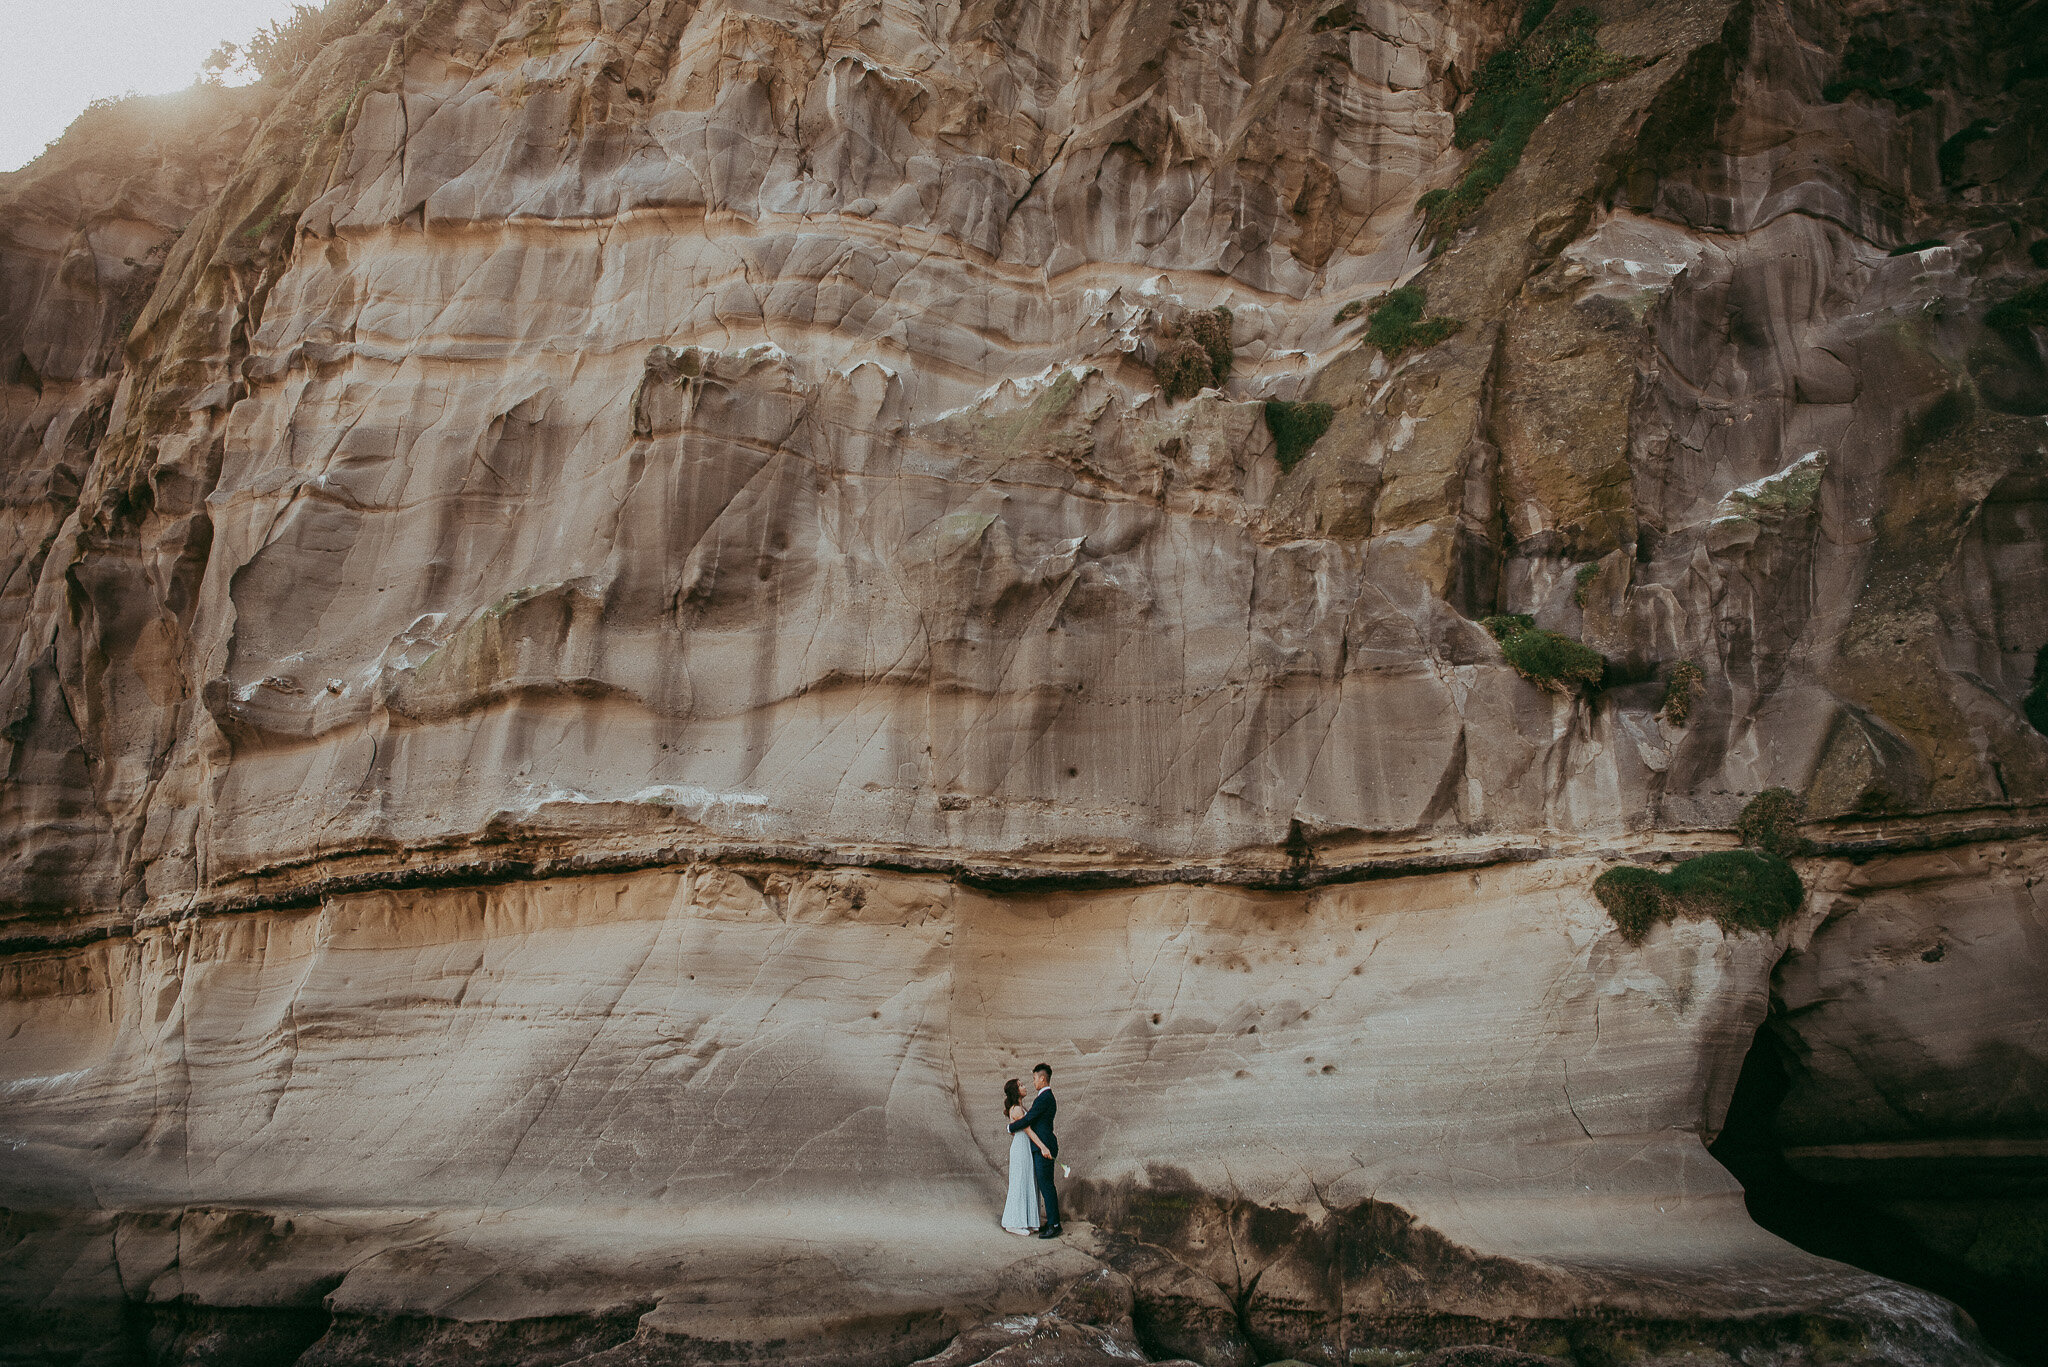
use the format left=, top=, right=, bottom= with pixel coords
left=1, top=0, right=2044, bottom=1363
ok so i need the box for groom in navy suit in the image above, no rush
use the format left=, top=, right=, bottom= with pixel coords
left=1009, top=1063, right=1061, bottom=1237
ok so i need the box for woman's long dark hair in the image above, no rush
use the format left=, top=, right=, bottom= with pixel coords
left=1003, top=1077, right=1024, bottom=1113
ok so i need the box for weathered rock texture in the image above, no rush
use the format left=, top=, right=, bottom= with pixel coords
left=2, top=0, right=2044, bottom=1363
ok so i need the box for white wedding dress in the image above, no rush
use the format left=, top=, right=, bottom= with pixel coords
left=1001, top=1117, right=1040, bottom=1233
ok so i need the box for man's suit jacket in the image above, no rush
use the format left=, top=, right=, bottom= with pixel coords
left=1009, top=1087, right=1058, bottom=1158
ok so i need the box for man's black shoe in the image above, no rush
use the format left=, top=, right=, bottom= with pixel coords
left=1037, top=1225, right=1062, bottom=1239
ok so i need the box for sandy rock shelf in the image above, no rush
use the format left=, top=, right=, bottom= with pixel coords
left=5, top=848, right=2039, bottom=1364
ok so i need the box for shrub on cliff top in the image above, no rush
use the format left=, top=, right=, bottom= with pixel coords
left=1594, top=850, right=1806, bottom=944
left=1737, top=787, right=1808, bottom=858
left=1482, top=614, right=1605, bottom=692
left=1365, top=285, right=1461, bottom=358
left=202, top=0, right=380, bottom=85
left=1153, top=306, right=1235, bottom=401
left=1265, top=400, right=1335, bottom=472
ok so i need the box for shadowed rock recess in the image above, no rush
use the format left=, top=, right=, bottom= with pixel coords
left=2, top=0, right=2045, bottom=1363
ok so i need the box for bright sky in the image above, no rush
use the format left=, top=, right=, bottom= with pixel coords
left=0, top=1, right=314, bottom=173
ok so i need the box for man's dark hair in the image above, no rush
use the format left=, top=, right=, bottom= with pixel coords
left=1033, top=1063, right=1052, bottom=1079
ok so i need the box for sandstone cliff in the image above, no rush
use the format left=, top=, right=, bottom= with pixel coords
left=2, top=0, right=2044, bottom=1364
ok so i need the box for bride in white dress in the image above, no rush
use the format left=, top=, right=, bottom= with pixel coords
left=1001, top=1077, right=1047, bottom=1234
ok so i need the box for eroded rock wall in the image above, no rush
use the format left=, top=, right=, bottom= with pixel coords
left=2, top=0, right=2046, bottom=1362
left=0, top=0, right=2033, bottom=915
left=0, top=854, right=2008, bottom=1365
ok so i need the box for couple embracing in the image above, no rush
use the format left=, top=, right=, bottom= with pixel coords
left=1000, top=1063, right=1063, bottom=1238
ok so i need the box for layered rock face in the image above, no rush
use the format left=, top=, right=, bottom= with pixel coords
left=2, top=0, right=2045, bottom=1364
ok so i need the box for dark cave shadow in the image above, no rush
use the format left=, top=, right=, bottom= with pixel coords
left=1707, top=1019, right=2046, bottom=1367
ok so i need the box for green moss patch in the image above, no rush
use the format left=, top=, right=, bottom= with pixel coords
left=1517, top=0, right=1558, bottom=38
left=1482, top=614, right=1605, bottom=692
left=1418, top=5, right=1631, bottom=247
left=326, top=77, right=373, bottom=135
left=1660, top=659, right=1704, bottom=725
left=1737, top=787, right=1808, bottom=858
left=1364, top=285, right=1461, bottom=359
left=1594, top=850, right=1806, bottom=944
left=1572, top=562, right=1599, bottom=607
left=1265, top=400, right=1335, bottom=472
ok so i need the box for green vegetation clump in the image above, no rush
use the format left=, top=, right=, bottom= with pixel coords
left=1187, top=307, right=1234, bottom=377
left=1572, top=562, right=1599, bottom=607
left=1887, top=239, right=1946, bottom=256
left=204, top=0, right=381, bottom=84
left=1482, top=614, right=1605, bottom=692
left=2024, top=643, right=2048, bottom=736
left=1155, top=343, right=1217, bottom=401
left=1988, top=281, right=2048, bottom=333
left=1594, top=850, right=1806, bottom=944
left=1334, top=299, right=1366, bottom=325
left=1660, top=659, right=1704, bottom=725
left=1153, top=306, right=1235, bottom=401
left=1264, top=400, right=1335, bottom=472
left=1517, top=0, right=1558, bottom=37
left=1418, top=5, right=1631, bottom=246
left=326, top=78, right=373, bottom=135
left=1364, top=285, right=1461, bottom=358
left=1737, top=787, right=1808, bottom=858
left=31, top=93, right=161, bottom=164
